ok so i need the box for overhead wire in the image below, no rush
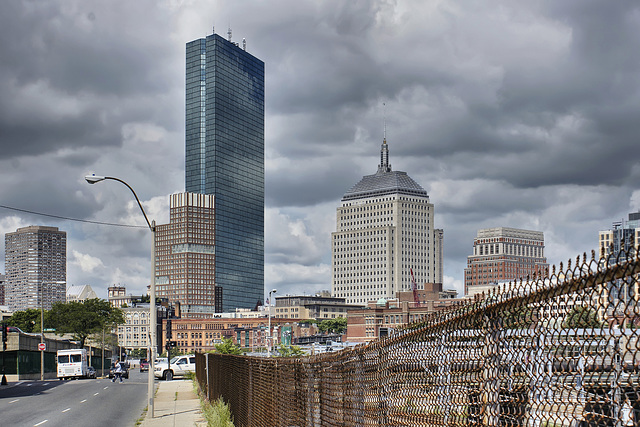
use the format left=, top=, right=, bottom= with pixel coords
left=0, top=204, right=148, bottom=229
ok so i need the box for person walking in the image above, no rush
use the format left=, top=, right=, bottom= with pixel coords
left=112, top=359, right=124, bottom=383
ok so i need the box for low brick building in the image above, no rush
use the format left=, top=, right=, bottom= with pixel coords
left=346, top=284, right=464, bottom=343
left=161, top=316, right=318, bottom=353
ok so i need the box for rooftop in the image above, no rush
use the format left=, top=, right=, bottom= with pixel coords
left=342, top=138, right=428, bottom=201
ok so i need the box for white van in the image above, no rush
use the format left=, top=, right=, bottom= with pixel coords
left=57, top=349, right=90, bottom=380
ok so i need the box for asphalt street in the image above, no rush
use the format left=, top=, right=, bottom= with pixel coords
left=0, top=370, right=152, bottom=427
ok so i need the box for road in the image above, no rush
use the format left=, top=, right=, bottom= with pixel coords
left=0, top=370, right=152, bottom=427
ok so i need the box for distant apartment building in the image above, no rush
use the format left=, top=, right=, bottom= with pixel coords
left=273, top=291, right=363, bottom=320
left=599, top=211, right=640, bottom=259
left=155, top=192, right=219, bottom=317
left=0, top=274, right=5, bottom=305
left=464, top=227, right=548, bottom=296
left=66, top=285, right=98, bottom=303
left=598, top=211, right=640, bottom=324
left=5, top=226, right=66, bottom=311
left=332, top=138, right=443, bottom=305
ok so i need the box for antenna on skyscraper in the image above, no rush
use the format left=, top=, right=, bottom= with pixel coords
left=383, top=102, right=387, bottom=143
left=212, top=25, right=215, bottom=34
left=243, top=38, right=246, bottom=51
left=228, top=27, right=232, bottom=42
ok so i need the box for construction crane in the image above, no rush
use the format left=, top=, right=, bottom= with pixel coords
left=410, top=268, right=420, bottom=307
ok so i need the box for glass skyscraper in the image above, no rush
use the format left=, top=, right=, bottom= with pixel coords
left=185, top=32, right=264, bottom=312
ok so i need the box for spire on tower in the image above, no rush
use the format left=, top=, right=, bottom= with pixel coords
left=383, top=102, right=387, bottom=144
left=378, top=103, right=391, bottom=173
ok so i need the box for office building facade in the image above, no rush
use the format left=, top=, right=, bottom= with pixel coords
left=155, top=192, right=220, bottom=316
left=5, top=226, right=67, bottom=311
left=599, top=211, right=640, bottom=260
left=331, top=138, right=443, bottom=305
left=597, top=211, right=640, bottom=322
left=185, top=30, right=264, bottom=312
left=464, top=227, right=548, bottom=295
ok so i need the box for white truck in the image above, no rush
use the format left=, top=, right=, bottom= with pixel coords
left=57, top=349, right=90, bottom=380
left=154, top=355, right=196, bottom=381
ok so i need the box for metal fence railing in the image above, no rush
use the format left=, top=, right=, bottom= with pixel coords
left=196, top=248, right=640, bottom=426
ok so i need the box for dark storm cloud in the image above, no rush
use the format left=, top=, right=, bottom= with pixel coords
left=0, top=1, right=180, bottom=159
left=2, top=0, right=640, bottom=298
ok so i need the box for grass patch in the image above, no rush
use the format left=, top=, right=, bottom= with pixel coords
left=192, top=378, right=234, bottom=426
left=134, top=406, right=147, bottom=426
left=203, top=397, right=235, bottom=427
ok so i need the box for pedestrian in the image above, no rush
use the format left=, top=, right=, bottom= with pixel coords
left=112, top=359, right=124, bottom=383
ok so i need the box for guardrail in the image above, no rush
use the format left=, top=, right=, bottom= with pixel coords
left=196, top=248, right=640, bottom=426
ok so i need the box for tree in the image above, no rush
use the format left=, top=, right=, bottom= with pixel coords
left=563, top=306, right=603, bottom=329
left=276, top=344, right=306, bottom=357
left=214, top=338, right=243, bottom=355
left=47, top=299, right=125, bottom=347
left=6, top=308, right=42, bottom=333
left=129, top=348, right=147, bottom=359
left=317, top=317, right=348, bottom=334
left=501, top=305, right=536, bottom=329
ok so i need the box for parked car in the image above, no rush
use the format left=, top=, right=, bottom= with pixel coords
left=139, top=359, right=149, bottom=372
left=87, top=366, right=97, bottom=379
left=154, top=355, right=196, bottom=381
left=108, top=361, right=129, bottom=380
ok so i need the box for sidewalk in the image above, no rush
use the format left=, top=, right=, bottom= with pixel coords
left=139, top=379, right=207, bottom=427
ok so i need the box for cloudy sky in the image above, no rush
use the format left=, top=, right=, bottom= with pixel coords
left=1, top=0, right=640, bottom=302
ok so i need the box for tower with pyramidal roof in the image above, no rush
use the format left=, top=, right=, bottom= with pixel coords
left=331, top=137, right=443, bottom=306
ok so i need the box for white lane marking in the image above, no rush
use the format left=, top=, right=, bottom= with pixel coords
left=80, top=399, right=87, bottom=403
left=34, top=421, right=48, bottom=426
left=62, top=408, right=71, bottom=413
left=93, top=392, right=99, bottom=396
left=9, top=399, right=19, bottom=403
left=103, top=386, right=108, bottom=390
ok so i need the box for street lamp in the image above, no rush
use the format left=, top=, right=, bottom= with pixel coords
left=267, top=289, right=277, bottom=357
left=85, top=174, right=157, bottom=418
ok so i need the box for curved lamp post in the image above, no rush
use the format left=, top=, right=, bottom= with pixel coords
left=268, top=289, right=277, bottom=356
left=85, top=174, right=157, bottom=418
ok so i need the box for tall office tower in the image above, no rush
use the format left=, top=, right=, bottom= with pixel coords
left=155, top=193, right=220, bottom=317
left=331, top=138, right=443, bottom=305
left=464, top=227, right=548, bottom=295
left=185, top=30, right=265, bottom=312
left=5, top=226, right=67, bottom=311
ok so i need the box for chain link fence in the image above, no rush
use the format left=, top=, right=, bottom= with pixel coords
left=196, top=249, right=640, bottom=426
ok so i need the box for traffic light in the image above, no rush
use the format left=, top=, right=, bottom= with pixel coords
left=166, top=319, right=172, bottom=340
left=165, top=341, right=177, bottom=351
left=2, top=323, right=7, bottom=343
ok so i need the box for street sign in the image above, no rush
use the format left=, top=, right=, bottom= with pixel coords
left=44, top=328, right=56, bottom=332
left=38, top=343, right=46, bottom=351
